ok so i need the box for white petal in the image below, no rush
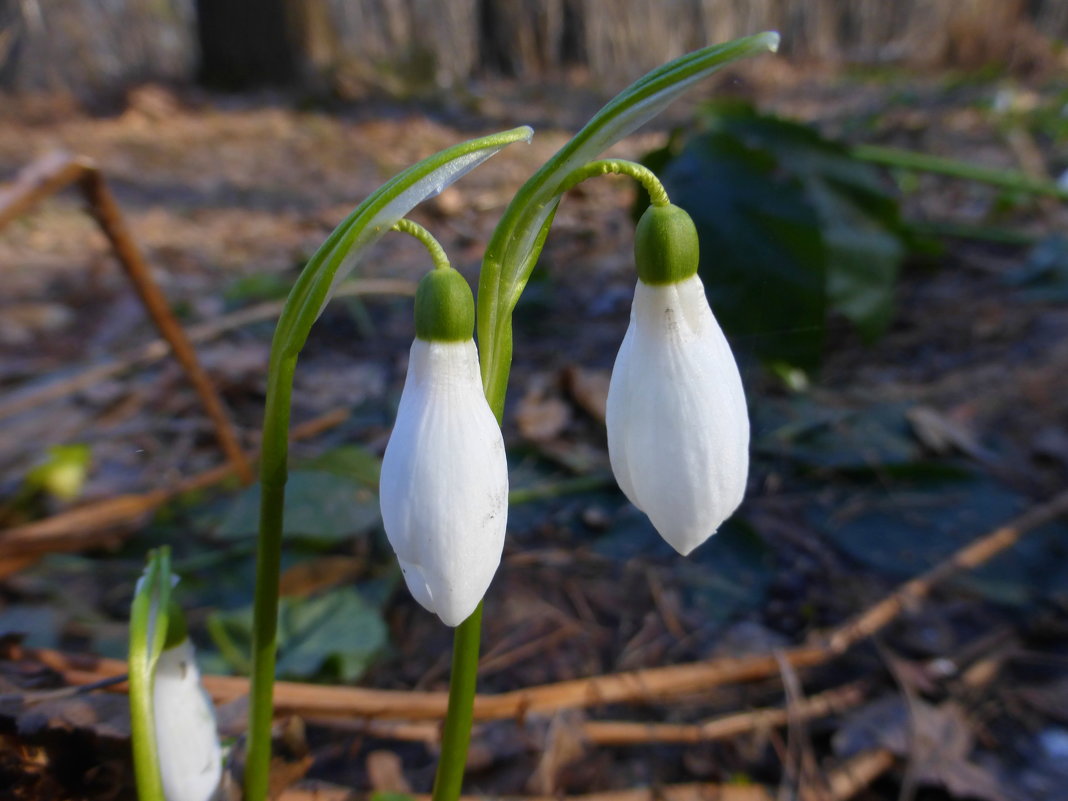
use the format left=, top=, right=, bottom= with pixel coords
left=380, top=339, right=509, bottom=626
left=606, top=274, right=749, bottom=555
left=153, top=640, right=222, bottom=801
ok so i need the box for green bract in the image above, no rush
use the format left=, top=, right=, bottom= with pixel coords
left=635, top=204, right=699, bottom=285
left=415, top=268, right=475, bottom=342
left=163, top=599, right=188, bottom=649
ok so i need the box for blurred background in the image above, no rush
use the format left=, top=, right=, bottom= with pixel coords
left=1, top=3, right=1067, bottom=801
left=2, top=0, right=1068, bottom=95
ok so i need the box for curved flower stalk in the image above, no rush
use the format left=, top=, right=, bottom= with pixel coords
left=607, top=207, right=749, bottom=555
left=247, top=127, right=532, bottom=801
left=380, top=267, right=508, bottom=627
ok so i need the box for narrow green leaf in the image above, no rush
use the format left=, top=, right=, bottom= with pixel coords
left=272, top=126, right=532, bottom=362
left=128, top=548, right=173, bottom=801
left=478, top=32, right=780, bottom=411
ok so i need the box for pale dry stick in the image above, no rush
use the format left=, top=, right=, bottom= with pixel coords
left=0, top=408, right=349, bottom=563
left=0, top=279, right=417, bottom=422
left=303, top=682, right=865, bottom=747
left=816, top=750, right=896, bottom=801
left=581, top=683, right=865, bottom=746
left=33, top=489, right=1068, bottom=722
left=7, top=641, right=885, bottom=801
left=0, top=151, right=252, bottom=483
left=38, top=649, right=826, bottom=722
left=773, top=651, right=827, bottom=801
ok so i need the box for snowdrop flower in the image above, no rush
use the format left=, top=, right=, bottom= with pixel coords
left=153, top=608, right=222, bottom=801
left=607, top=204, right=749, bottom=556
left=380, top=267, right=508, bottom=626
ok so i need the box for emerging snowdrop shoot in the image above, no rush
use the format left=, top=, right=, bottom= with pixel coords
left=380, top=263, right=509, bottom=627
left=153, top=603, right=223, bottom=801
left=607, top=203, right=750, bottom=555
left=129, top=550, right=222, bottom=801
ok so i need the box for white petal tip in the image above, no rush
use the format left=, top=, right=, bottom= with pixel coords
left=762, top=32, right=781, bottom=53
left=669, top=528, right=717, bottom=558
left=437, top=605, right=476, bottom=628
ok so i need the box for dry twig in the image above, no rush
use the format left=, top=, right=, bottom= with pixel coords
left=0, top=279, right=416, bottom=423
left=580, top=683, right=865, bottom=746
left=0, top=408, right=349, bottom=564
left=826, top=487, right=1068, bottom=653
left=28, top=488, right=1068, bottom=721
left=0, top=151, right=252, bottom=482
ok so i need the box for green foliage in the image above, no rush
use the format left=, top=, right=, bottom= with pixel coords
left=216, top=471, right=379, bottom=544
left=817, top=475, right=1068, bottom=608
left=223, top=273, right=294, bottom=305
left=300, top=445, right=382, bottom=488
left=208, top=587, right=388, bottom=682
left=24, top=444, right=92, bottom=502
left=754, top=398, right=921, bottom=473
left=644, top=102, right=916, bottom=371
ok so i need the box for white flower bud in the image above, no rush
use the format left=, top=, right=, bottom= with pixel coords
left=380, top=338, right=509, bottom=626
left=606, top=273, right=749, bottom=555
left=152, top=639, right=222, bottom=801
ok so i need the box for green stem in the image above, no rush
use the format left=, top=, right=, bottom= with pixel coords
left=853, top=143, right=1068, bottom=201
left=393, top=218, right=451, bottom=270
left=556, top=159, right=671, bottom=206
left=245, top=357, right=295, bottom=801
left=431, top=602, right=484, bottom=801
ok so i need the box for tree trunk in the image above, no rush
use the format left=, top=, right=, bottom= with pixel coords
left=194, top=0, right=302, bottom=89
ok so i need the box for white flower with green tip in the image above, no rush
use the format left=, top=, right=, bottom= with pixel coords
left=607, top=204, right=750, bottom=555
left=380, top=267, right=508, bottom=626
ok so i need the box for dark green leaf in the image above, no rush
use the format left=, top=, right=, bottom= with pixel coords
left=300, top=445, right=382, bottom=489
left=661, top=132, right=828, bottom=371
left=816, top=476, right=1068, bottom=608
left=653, top=103, right=914, bottom=367
left=753, top=399, right=920, bottom=472
left=208, top=587, right=388, bottom=682
left=216, top=470, right=379, bottom=543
